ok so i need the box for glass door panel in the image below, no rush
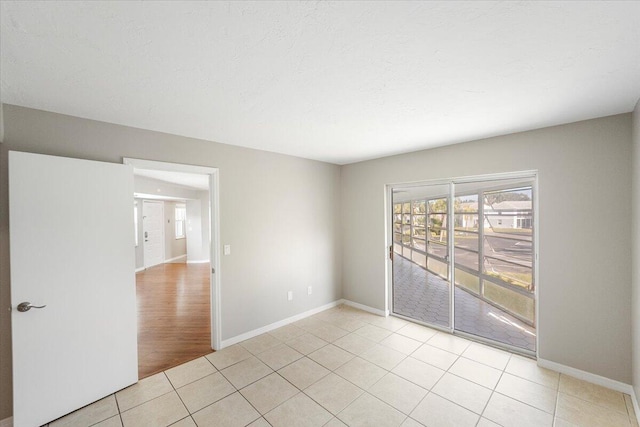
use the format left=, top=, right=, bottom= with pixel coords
left=392, top=183, right=452, bottom=329
left=453, top=178, right=536, bottom=352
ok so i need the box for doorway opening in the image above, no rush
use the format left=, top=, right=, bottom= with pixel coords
left=388, top=172, right=537, bottom=356
left=125, top=158, right=221, bottom=378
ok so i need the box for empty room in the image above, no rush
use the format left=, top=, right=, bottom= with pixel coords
left=1, top=1, right=640, bottom=427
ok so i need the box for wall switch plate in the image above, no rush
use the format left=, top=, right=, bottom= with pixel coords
left=224, top=245, right=231, bottom=255
left=287, top=291, right=293, bottom=301
left=308, top=286, right=312, bottom=295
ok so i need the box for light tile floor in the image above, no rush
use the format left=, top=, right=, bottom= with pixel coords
left=48, top=305, right=637, bottom=427
left=393, top=254, right=537, bottom=352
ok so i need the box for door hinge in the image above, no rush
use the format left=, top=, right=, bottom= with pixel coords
left=389, top=245, right=393, bottom=261
left=212, top=268, right=215, bottom=274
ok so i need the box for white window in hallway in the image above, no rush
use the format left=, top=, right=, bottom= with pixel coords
left=175, top=204, right=186, bottom=239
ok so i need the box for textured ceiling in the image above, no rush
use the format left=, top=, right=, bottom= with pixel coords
left=1, top=1, right=639, bottom=164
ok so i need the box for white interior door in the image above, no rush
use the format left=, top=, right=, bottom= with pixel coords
left=143, top=200, right=165, bottom=268
left=9, top=151, right=138, bottom=427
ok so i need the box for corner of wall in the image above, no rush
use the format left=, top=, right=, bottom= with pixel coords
left=337, top=163, right=346, bottom=301
left=0, top=103, right=5, bottom=143
left=631, top=97, right=640, bottom=407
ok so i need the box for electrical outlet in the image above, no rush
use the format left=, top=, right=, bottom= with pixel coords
left=308, top=286, right=313, bottom=295
left=287, top=291, right=293, bottom=301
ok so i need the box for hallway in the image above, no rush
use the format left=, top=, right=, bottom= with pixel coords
left=136, top=262, right=212, bottom=378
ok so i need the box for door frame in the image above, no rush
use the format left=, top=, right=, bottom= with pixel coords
left=142, top=200, right=166, bottom=269
left=387, top=181, right=455, bottom=333
left=385, top=170, right=539, bottom=358
left=124, top=158, right=222, bottom=351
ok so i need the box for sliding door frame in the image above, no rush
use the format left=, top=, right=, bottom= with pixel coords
left=386, top=178, right=455, bottom=333
left=385, top=170, right=539, bottom=357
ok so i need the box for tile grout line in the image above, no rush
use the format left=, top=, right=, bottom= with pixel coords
left=236, top=381, right=269, bottom=426
left=554, top=386, right=632, bottom=419
left=187, top=352, right=256, bottom=423
left=113, top=392, right=125, bottom=427
left=269, top=311, right=412, bottom=423
left=352, top=324, right=433, bottom=423
left=423, top=344, right=506, bottom=424
left=115, top=387, right=175, bottom=416
left=451, top=348, right=564, bottom=419
left=254, top=362, right=338, bottom=424
left=368, top=372, right=426, bottom=418
left=387, top=338, right=463, bottom=393
left=300, top=377, right=355, bottom=422
left=476, top=353, right=511, bottom=426
left=552, top=386, right=561, bottom=426
left=166, top=369, right=196, bottom=420
left=166, top=356, right=220, bottom=389
left=217, top=364, right=271, bottom=397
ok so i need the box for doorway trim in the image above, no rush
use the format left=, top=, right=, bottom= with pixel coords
left=385, top=170, right=539, bottom=358
left=123, top=157, right=222, bottom=351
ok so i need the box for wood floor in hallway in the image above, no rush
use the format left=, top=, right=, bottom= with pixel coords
left=136, top=262, right=212, bottom=379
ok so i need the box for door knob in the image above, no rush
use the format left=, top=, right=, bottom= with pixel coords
left=17, top=302, right=46, bottom=312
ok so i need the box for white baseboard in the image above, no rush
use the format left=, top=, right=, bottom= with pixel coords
left=0, top=416, right=12, bottom=427
left=165, top=255, right=187, bottom=263
left=221, top=300, right=343, bottom=348
left=341, top=299, right=388, bottom=317
left=630, top=387, right=640, bottom=426
left=537, top=358, right=633, bottom=394
left=187, top=259, right=210, bottom=264
left=135, top=267, right=145, bottom=273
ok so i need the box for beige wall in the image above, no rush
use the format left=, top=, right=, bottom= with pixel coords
left=186, top=196, right=207, bottom=262
left=134, top=175, right=200, bottom=200
left=341, top=113, right=633, bottom=383
left=164, top=201, right=188, bottom=262
left=632, top=98, right=640, bottom=399
left=0, top=105, right=343, bottom=419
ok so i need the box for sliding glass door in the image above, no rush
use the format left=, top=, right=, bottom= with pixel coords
left=391, top=174, right=536, bottom=353
left=392, top=183, right=452, bottom=329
